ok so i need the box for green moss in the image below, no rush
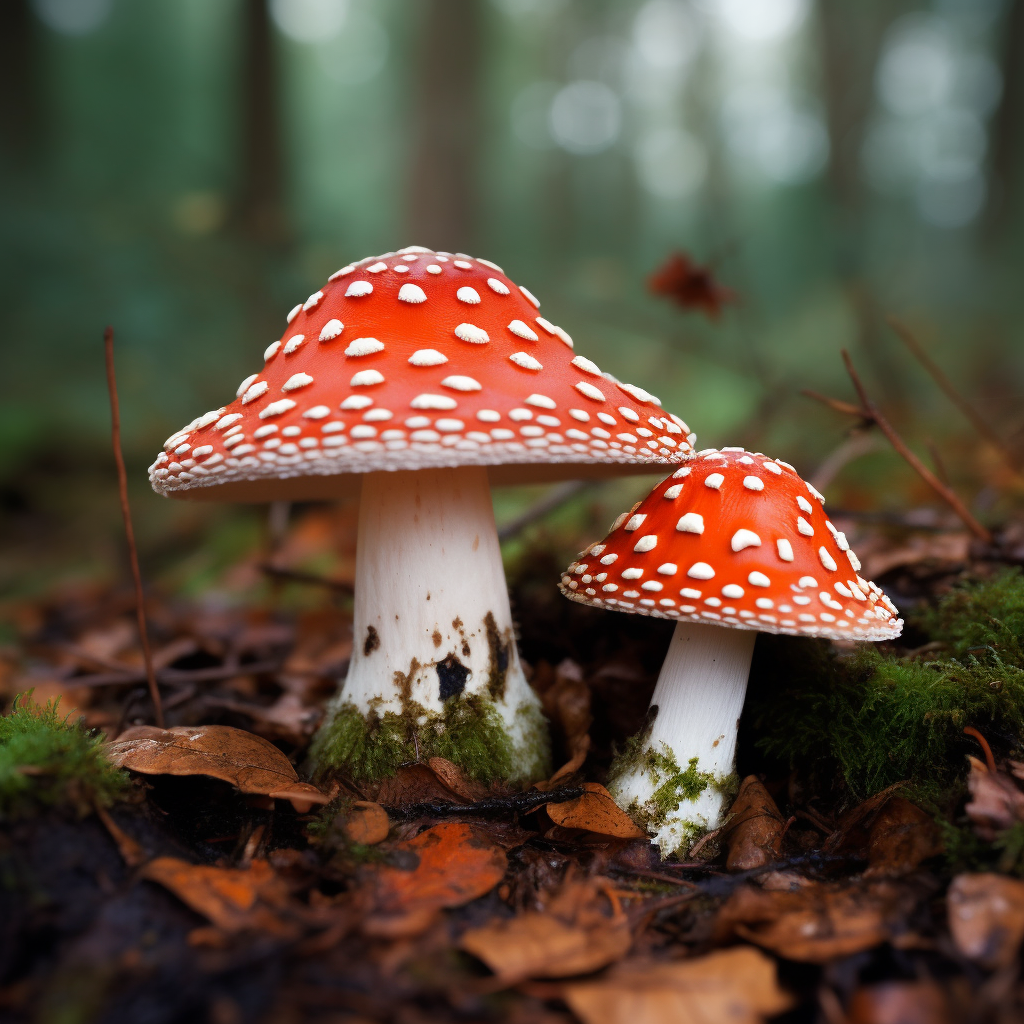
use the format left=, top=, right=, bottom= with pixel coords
left=748, top=570, right=1024, bottom=800
left=309, top=693, right=548, bottom=784
left=0, top=694, right=128, bottom=818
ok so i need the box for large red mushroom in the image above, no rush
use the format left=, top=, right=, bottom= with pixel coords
left=150, top=247, right=695, bottom=784
left=560, top=447, right=901, bottom=854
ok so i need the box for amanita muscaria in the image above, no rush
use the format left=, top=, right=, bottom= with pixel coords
left=560, top=447, right=901, bottom=854
left=150, top=246, right=695, bottom=783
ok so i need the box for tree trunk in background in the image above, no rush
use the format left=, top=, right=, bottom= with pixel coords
left=238, top=0, right=287, bottom=243
left=987, top=0, right=1024, bottom=246
left=0, top=0, right=39, bottom=165
left=407, top=0, right=482, bottom=253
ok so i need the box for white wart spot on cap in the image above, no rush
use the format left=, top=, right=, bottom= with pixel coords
left=350, top=369, right=385, bottom=387
left=259, top=398, right=297, bottom=419
left=264, top=341, right=280, bottom=361
left=705, top=473, right=725, bottom=490
left=286, top=304, right=302, bottom=323
left=284, top=335, right=306, bottom=354
left=426, top=265, right=442, bottom=275
left=409, top=349, right=448, bottom=366
left=487, top=278, right=510, bottom=295
left=398, top=283, right=427, bottom=304
left=411, top=394, right=458, bottom=410
left=624, top=514, right=647, bottom=531
left=743, top=476, right=764, bottom=491
left=241, top=381, right=269, bottom=404
left=303, top=290, right=323, bottom=311
left=819, top=547, right=838, bottom=571
left=441, top=375, right=482, bottom=391
left=476, top=409, right=500, bottom=422
left=748, top=572, right=771, bottom=587
left=575, top=381, right=606, bottom=402
left=455, top=323, right=489, bottom=344
left=571, top=355, right=602, bottom=377
left=237, top=373, right=259, bottom=397
left=634, top=535, right=657, bottom=552
left=303, top=406, right=331, bottom=419
left=519, top=285, right=540, bottom=308
left=797, top=517, right=814, bottom=536
left=216, top=414, right=242, bottom=430
left=722, top=584, right=745, bottom=599
left=510, top=352, right=543, bottom=370
left=525, top=394, right=556, bottom=409
left=457, top=287, right=481, bottom=304
left=731, top=529, right=761, bottom=552
left=319, top=319, right=344, bottom=342
left=345, top=338, right=384, bottom=357
left=282, top=373, right=314, bottom=391
left=345, top=281, right=373, bottom=297
left=341, top=395, right=373, bottom=410
left=622, top=568, right=643, bottom=580
left=367, top=262, right=388, bottom=273
left=777, top=539, right=794, bottom=561
left=508, top=320, right=539, bottom=341
left=617, top=381, right=658, bottom=405
left=687, top=562, right=715, bottom=580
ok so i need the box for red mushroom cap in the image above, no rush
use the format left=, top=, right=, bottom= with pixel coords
left=560, top=448, right=902, bottom=641
left=149, top=247, right=694, bottom=501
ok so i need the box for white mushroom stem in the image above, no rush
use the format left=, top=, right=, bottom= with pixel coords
left=608, top=620, right=756, bottom=857
left=334, top=465, right=545, bottom=778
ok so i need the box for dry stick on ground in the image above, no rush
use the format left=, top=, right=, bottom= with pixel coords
left=889, top=317, right=1023, bottom=476
left=104, top=326, right=164, bottom=727
left=803, top=351, right=992, bottom=544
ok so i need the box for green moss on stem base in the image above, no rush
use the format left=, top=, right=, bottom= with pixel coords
left=309, top=693, right=549, bottom=784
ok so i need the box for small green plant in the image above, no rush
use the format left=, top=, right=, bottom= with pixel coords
left=0, top=693, right=128, bottom=818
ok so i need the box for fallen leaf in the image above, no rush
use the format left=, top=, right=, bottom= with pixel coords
left=461, top=875, right=631, bottom=983
left=716, top=879, right=927, bottom=963
left=863, top=797, right=943, bottom=878
left=964, top=756, right=1024, bottom=840
left=106, top=724, right=329, bottom=811
left=341, top=801, right=389, bottom=845
left=427, top=756, right=489, bottom=801
left=847, top=981, right=952, bottom=1024
left=725, top=776, right=785, bottom=871
left=947, top=873, right=1024, bottom=970
left=141, top=856, right=300, bottom=937
left=563, top=946, right=793, bottom=1024
left=363, top=822, right=507, bottom=934
left=545, top=783, right=647, bottom=839
left=373, top=761, right=471, bottom=808
left=648, top=251, right=737, bottom=320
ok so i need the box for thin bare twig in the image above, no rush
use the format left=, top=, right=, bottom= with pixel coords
left=497, top=480, right=590, bottom=543
left=889, top=317, right=1022, bottom=475
left=259, top=563, right=354, bottom=593
left=801, top=389, right=866, bottom=419
left=104, top=327, right=163, bottom=726
left=63, top=658, right=284, bottom=689
left=840, top=349, right=992, bottom=544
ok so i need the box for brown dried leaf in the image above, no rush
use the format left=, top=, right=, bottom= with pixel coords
left=863, top=797, right=943, bottom=878
left=717, top=879, right=924, bottom=963
left=341, top=801, right=389, bottom=845
left=141, top=857, right=300, bottom=937
left=725, top=776, right=784, bottom=872
left=964, top=756, right=1024, bottom=840
left=563, top=946, right=793, bottom=1024
left=461, top=876, right=631, bottom=983
left=647, top=251, right=738, bottom=320
left=363, top=823, right=507, bottom=933
left=947, top=873, right=1024, bottom=970
left=545, top=784, right=647, bottom=839
left=427, top=756, right=489, bottom=801
left=107, top=724, right=329, bottom=811
left=373, top=761, right=470, bottom=808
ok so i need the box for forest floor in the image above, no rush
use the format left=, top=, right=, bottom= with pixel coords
left=3, top=494, right=1024, bottom=1024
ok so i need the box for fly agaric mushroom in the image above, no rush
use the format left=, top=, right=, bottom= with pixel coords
left=560, top=447, right=901, bottom=854
left=149, top=247, right=696, bottom=784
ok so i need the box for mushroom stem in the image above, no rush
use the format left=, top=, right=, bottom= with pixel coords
left=318, top=466, right=548, bottom=782
left=608, top=620, right=755, bottom=857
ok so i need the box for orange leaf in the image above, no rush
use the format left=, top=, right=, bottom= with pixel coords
left=341, top=801, right=389, bottom=845
left=546, top=783, right=647, bottom=839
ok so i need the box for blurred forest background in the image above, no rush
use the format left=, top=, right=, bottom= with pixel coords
left=1, top=0, right=1023, bottom=606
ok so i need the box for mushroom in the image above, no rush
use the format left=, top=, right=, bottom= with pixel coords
left=560, top=447, right=902, bottom=855
left=149, top=247, right=696, bottom=784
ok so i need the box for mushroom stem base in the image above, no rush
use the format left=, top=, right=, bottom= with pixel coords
left=608, top=620, right=753, bottom=857
left=313, top=466, right=548, bottom=782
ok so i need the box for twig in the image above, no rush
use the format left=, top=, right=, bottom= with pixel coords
left=810, top=432, right=881, bottom=492
left=964, top=726, right=997, bottom=773
left=259, top=563, right=353, bottom=593
left=926, top=438, right=950, bottom=486
left=840, top=349, right=992, bottom=543
left=61, top=658, right=283, bottom=689
left=383, top=785, right=587, bottom=819
left=104, top=327, right=163, bottom=727
left=889, top=318, right=1022, bottom=475
left=801, top=389, right=867, bottom=419
left=498, top=481, right=589, bottom=542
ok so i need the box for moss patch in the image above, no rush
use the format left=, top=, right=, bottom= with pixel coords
left=309, top=693, right=548, bottom=784
left=748, top=569, right=1024, bottom=800
left=1, top=694, right=128, bottom=818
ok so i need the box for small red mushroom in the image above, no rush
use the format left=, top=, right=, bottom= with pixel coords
left=560, top=447, right=901, bottom=855
left=149, top=247, right=696, bottom=784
